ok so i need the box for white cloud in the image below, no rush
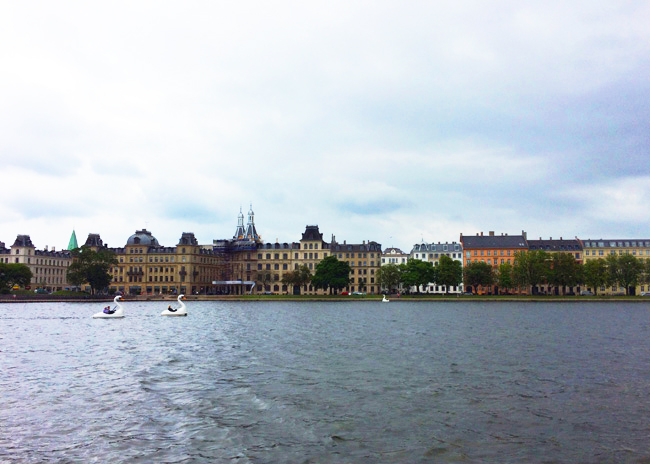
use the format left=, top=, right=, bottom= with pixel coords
left=1, top=1, right=649, bottom=252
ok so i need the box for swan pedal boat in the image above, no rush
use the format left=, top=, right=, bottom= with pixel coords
left=382, top=295, right=389, bottom=303
left=161, top=294, right=187, bottom=316
left=93, top=295, right=125, bottom=318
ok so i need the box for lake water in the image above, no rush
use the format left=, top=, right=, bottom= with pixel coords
left=1, top=300, right=650, bottom=463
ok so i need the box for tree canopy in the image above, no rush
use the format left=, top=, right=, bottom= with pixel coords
left=281, top=265, right=312, bottom=293
left=435, top=255, right=463, bottom=294
left=400, top=259, right=436, bottom=293
left=376, top=263, right=402, bottom=293
left=583, top=258, right=607, bottom=295
left=0, top=263, right=33, bottom=293
left=67, top=246, right=118, bottom=295
left=463, top=261, right=494, bottom=293
left=311, top=256, right=351, bottom=294
left=512, top=250, right=549, bottom=294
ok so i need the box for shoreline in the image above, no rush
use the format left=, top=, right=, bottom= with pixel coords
left=1, top=295, right=648, bottom=304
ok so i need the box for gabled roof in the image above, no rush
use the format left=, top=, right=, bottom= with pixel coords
left=461, top=234, right=527, bottom=249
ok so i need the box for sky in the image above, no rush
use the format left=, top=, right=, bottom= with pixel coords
left=2, top=1, right=650, bottom=253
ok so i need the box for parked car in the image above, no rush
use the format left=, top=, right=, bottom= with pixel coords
left=580, top=290, right=594, bottom=296
left=462, top=292, right=475, bottom=296
left=640, top=292, right=650, bottom=296
left=340, top=291, right=349, bottom=296
left=351, top=291, right=366, bottom=296
left=34, top=288, right=49, bottom=294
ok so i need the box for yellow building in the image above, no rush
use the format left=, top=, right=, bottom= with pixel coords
left=1, top=235, right=72, bottom=291
left=330, top=237, right=382, bottom=294
left=580, top=238, right=650, bottom=295
left=83, top=230, right=223, bottom=296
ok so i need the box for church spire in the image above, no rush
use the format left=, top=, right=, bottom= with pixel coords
left=67, top=230, right=78, bottom=250
left=233, top=207, right=245, bottom=240
left=244, top=204, right=260, bottom=241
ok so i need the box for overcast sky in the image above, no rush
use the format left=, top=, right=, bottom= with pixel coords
left=2, top=1, right=650, bottom=252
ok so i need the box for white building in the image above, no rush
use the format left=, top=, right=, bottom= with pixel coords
left=381, top=247, right=409, bottom=266
left=409, top=241, right=464, bottom=294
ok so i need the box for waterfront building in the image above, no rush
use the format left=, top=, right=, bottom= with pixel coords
left=580, top=238, right=650, bottom=295
left=527, top=237, right=583, bottom=295
left=460, top=231, right=528, bottom=294
left=381, top=248, right=409, bottom=266
left=83, top=229, right=223, bottom=296
left=409, top=242, right=464, bottom=294
left=330, top=237, right=382, bottom=295
left=1, top=235, right=72, bottom=291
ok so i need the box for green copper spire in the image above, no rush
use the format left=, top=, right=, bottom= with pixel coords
left=67, top=230, right=78, bottom=250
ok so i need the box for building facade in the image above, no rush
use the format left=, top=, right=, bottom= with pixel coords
left=381, top=247, right=409, bottom=266
left=1, top=235, right=72, bottom=291
left=580, top=238, right=650, bottom=295
left=460, top=231, right=528, bottom=294
left=527, top=237, right=583, bottom=295
left=409, top=241, right=464, bottom=294
left=82, top=229, right=223, bottom=296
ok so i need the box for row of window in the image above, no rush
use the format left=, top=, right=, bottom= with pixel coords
left=466, top=258, right=513, bottom=265
left=414, top=253, right=461, bottom=260
left=466, top=250, right=513, bottom=257
left=585, top=249, right=650, bottom=256
left=584, top=241, right=650, bottom=248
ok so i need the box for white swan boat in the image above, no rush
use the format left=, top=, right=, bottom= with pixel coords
left=93, top=295, right=125, bottom=318
left=382, top=295, right=389, bottom=303
left=161, top=294, right=187, bottom=316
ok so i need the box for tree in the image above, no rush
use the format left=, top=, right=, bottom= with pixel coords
left=608, top=254, right=644, bottom=295
left=512, top=250, right=549, bottom=294
left=376, top=264, right=402, bottom=293
left=311, top=256, right=351, bottom=294
left=463, top=261, right=494, bottom=293
left=435, top=255, right=463, bottom=294
left=67, top=246, right=118, bottom=295
left=0, top=263, right=33, bottom=293
left=281, top=265, right=312, bottom=294
left=496, top=262, right=514, bottom=292
left=547, top=253, right=581, bottom=295
left=400, top=259, right=436, bottom=294
left=583, top=259, right=607, bottom=295
left=259, top=271, right=274, bottom=291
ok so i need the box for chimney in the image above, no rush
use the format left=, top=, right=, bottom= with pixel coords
left=52, top=247, right=55, bottom=251
left=480, top=232, right=483, bottom=236
left=489, top=231, right=495, bottom=236
left=560, top=236, right=563, bottom=240
left=522, top=230, right=527, bottom=239
left=44, top=245, right=48, bottom=251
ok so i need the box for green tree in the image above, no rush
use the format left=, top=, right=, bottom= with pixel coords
left=435, top=255, right=463, bottom=294
left=311, top=256, right=351, bottom=294
left=610, top=254, right=644, bottom=295
left=512, top=250, right=549, bottom=294
left=67, top=246, right=118, bottom=295
left=0, top=263, right=33, bottom=293
left=376, top=263, right=402, bottom=293
left=583, top=258, right=607, bottom=295
left=400, top=259, right=436, bottom=294
left=496, top=262, right=514, bottom=292
left=281, top=265, right=312, bottom=294
left=463, top=261, right=494, bottom=293
left=547, top=253, right=581, bottom=295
